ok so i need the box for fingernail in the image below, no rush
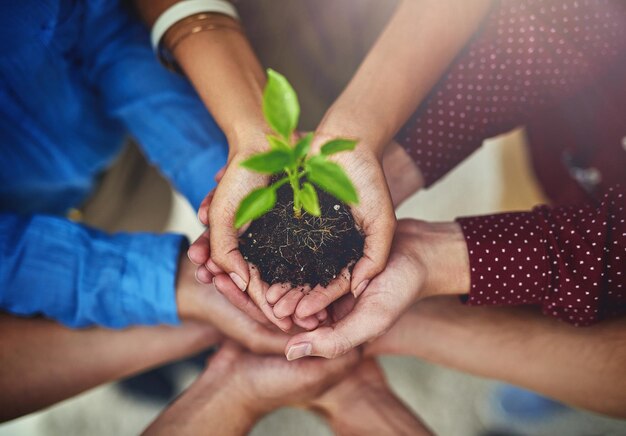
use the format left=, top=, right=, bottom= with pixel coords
left=195, top=268, right=209, bottom=283
left=286, top=343, right=312, bottom=361
left=229, top=272, right=247, bottom=292
left=353, top=280, right=370, bottom=298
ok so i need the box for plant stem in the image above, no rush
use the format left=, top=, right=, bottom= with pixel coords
left=286, top=168, right=302, bottom=218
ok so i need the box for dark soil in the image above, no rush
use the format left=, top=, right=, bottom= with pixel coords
left=239, top=180, right=364, bottom=287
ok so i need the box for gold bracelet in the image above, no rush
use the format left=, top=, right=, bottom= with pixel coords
left=169, top=23, right=243, bottom=54
left=157, top=13, right=243, bottom=73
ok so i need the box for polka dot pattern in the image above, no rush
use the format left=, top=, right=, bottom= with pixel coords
left=457, top=185, right=626, bottom=326
left=398, top=0, right=626, bottom=188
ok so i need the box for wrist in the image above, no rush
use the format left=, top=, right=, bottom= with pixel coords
left=317, top=102, right=392, bottom=159
left=226, top=123, right=274, bottom=155
left=176, top=256, right=207, bottom=321
left=412, top=221, right=470, bottom=299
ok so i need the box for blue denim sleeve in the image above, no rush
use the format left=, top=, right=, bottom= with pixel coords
left=0, top=214, right=184, bottom=329
left=81, top=1, right=229, bottom=210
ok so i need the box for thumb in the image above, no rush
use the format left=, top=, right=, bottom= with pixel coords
left=209, top=216, right=250, bottom=292
left=284, top=298, right=391, bottom=360
left=350, top=203, right=395, bottom=298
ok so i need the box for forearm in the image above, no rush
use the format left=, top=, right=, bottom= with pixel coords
left=143, top=372, right=259, bottom=435
left=0, top=315, right=220, bottom=421
left=319, top=0, right=493, bottom=154
left=368, top=298, right=626, bottom=418
left=312, top=360, right=432, bottom=436
left=326, top=390, right=430, bottom=436
left=134, top=0, right=267, bottom=145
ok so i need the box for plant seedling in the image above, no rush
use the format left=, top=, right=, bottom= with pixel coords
left=235, top=69, right=359, bottom=229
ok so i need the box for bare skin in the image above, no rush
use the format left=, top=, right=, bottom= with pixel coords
left=311, top=359, right=433, bottom=435
left=272, top=0, right=493, bottom=322
left=134, top=0, right=485, bottom=329
left=0, top=315, right=219, bottom=422
left=143, top=341, right=360, bottom=435
left=144, top=342, right=430, bottom=436
left=366, top=297, right=626, bottom=419
left=0, top=246, right=288, bottom=422
left=284, top=219, right=470, bottom=360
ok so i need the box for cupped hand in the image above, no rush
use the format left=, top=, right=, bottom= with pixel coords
left=189, top=154, right=327, bottom=333
left=283, top=219, right=469, bottom=359
left=177, top=252, right=290, bottom=354
left=269, top=137, right=396, bottom=325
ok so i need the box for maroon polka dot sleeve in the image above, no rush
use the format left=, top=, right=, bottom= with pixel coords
left=398, top=0, right=626, bottom=187
left=456, top=186, right=626, bottom=326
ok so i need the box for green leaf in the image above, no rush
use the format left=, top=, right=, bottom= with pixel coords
left=235, top=187, right=277, bottom=228
left=294, top=133, right=313, bottom=160
left=306, top=157, right=359, bottom=204
left=266, top=135, right=292, bottom=152
left=240, top=150, right=293, bottom=174
left=263, top=69, right=300, bottom=140
left=300, top=182, right=321, bottom=216
left=320, top=138, right=357, bottom=156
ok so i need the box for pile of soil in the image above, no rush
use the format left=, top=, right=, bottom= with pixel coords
left=239, top=180, right=364, bottom=287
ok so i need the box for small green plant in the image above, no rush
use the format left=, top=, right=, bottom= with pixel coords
left=234, top=69, right=359, bottom=228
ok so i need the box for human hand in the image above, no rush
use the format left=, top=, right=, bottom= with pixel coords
left=177, top=252, right=289, bottom=354
left=190, top=156, right=328, bottom=333
left=267, top=134, right=396, bottom=325
left=310, top=359, right=433, bottom=436
left=284, top=219, right=470, bottom=359
left=144, top=341, right=360, bottom=436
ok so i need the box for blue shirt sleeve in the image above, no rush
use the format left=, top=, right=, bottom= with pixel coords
left=0, top=213, right=184, bottom=329
left=80, top=1, right=229, bottom=210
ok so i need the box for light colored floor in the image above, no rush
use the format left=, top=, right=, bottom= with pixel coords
left=3, top=130, right=626, bottom=435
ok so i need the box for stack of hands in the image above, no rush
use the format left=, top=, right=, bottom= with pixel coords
left=145, top=341, right=431, bottom=435
left=185, top=146, right=469, bottom=361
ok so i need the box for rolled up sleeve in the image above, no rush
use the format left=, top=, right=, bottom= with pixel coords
left=0, top=213, right=184, bottom=328
left=81, top=1, right=228, bottom=210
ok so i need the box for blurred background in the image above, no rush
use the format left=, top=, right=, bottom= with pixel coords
left=1, top=0, right=625, bottom=434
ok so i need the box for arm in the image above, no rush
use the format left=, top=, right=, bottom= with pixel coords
left=0, top=213, right=289, bottom=352
left=0, top=315, right=219, bottom=422
left=81, top=0, right=229, bottom=209
left=366, top=297, right=626, bottom=418
left=317, top=0, right=494, bottom=153
left=282, top=0, right=493, bottom=317
left=311, top=360, right=432, bottom=436
left=133, top=1, right=300, bottom=330
left=285, top=186, right=625, bottom=357
left=456, top=185, right=626, bottom=325
left=397, top=0, right=626, bottom=187
left=144, top=341, right=359, bottom=435
left=0, top=213, right=184, bottom=328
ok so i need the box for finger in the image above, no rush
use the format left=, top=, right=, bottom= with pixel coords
left=315, top=308, right=328, bottom=322
left=247, top=265, right=293, bottom=332
left=292, top=314, right=320, bottom=331
left=195, top=265, right=213, bottom=284
left=206, top=258, right=225, bottom=275
left=266, top=283, right=291, bottom=305
left=350, top=210, right=396, bottom=297
left=188, top=230, right=211, bottom=265
left=285, top=297, right=391, bottom=360
left=329, top=293, right=356, bottom=323
left=209, top=208, right=250, bottom=292
left=294, top=269, right=351, bottom=319
left=198, top=190, right=215, bottom=226
left=212, top=273, right=269, bottom=325
left=272, top=287, right=306, bottom=320
left=214, top=165, right=226, bottom=183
